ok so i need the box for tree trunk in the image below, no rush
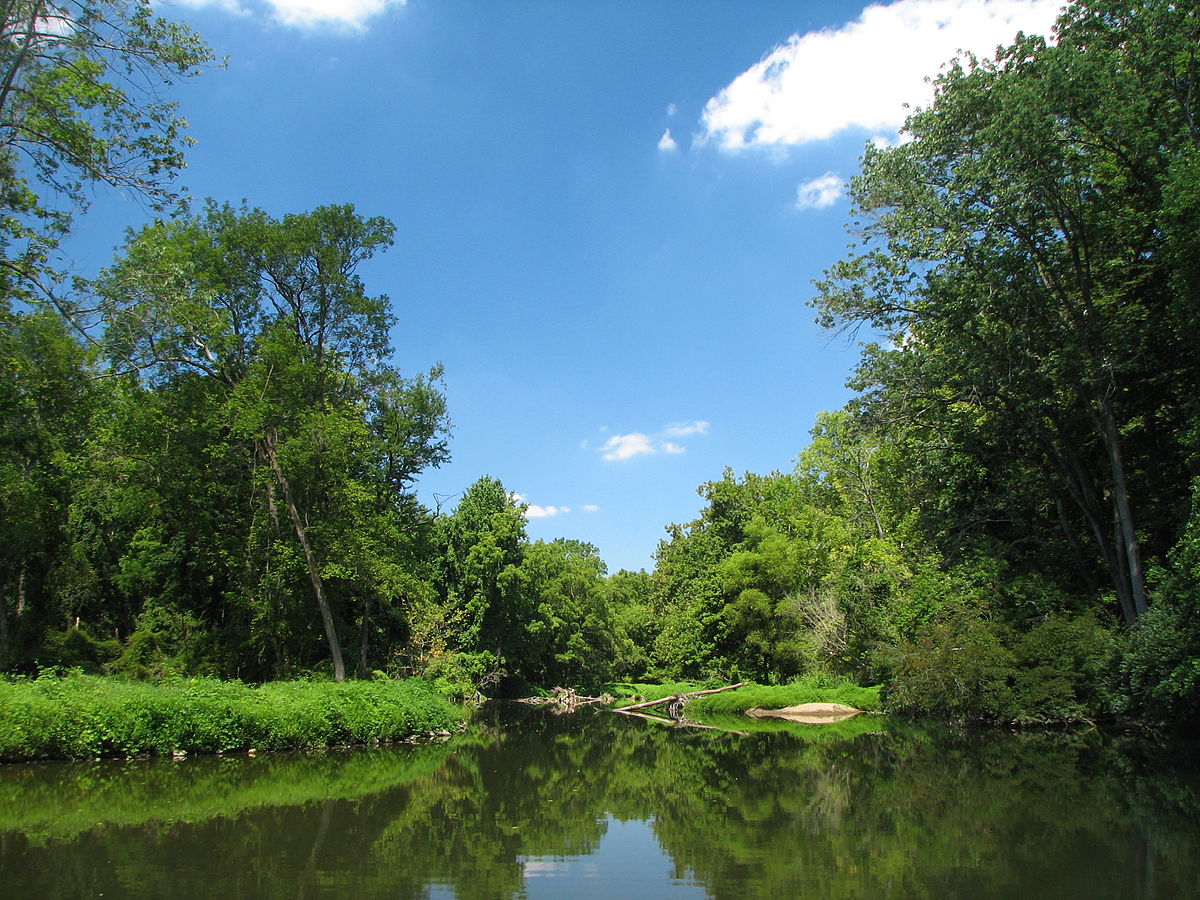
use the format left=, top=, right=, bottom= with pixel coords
left=357, top=594, right=370, bottom=679
left=1047, top=423, right=1137, bottom=624
left=262, top=430, right=346, bottom=682
left=1099, top=401, right=1148, bottom=619
left=0, top=587, right=9, bottom=671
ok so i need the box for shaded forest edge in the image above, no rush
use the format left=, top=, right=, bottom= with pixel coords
left=1, top=1, right=1198, bottom=733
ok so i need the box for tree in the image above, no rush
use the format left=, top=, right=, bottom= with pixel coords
left=814, top=0, right=1200, bottom=625
left=518, top=538, right=616, bottom=686
left=92, top=202, right=449, bottom=680
left=0, top=1, right=213, bottom=308
left=433, top=476, right=528, bottom=674
left=0, top=304, right=97, bottom=669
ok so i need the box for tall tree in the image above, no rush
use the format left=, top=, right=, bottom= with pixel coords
left=0, top=305, right=96, bottom=668
left=93, top=202, right=449, bottom=680
left=815, top=0, right=1200, bottom=624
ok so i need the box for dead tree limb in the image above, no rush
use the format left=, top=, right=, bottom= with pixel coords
left=615, top=682, right=748, bottom=713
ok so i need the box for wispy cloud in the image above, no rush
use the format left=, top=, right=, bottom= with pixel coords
left=510, top=493, right=599, bottom=519
left=662, top=421, right=710, bottom=438
left=699, top=0, right=1061, bottom=150
left=526, top=503, right=568, bottom=518
left=174, top=0, right=405, bottom=31
left=657, top=129, right=678, bottom=152
left=795, top=172, right=843, bottom=210
left=600, top=432, right=658, bottom=462
left=598, top=421, right=710, bottom=462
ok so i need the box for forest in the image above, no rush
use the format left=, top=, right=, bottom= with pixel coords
left=1, top=0, right=1198, bottom=729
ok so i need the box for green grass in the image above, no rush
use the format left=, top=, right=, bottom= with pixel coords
left=688, top=677, right=882, bottom=715
left=601, top=682, right=711, bottom=705
left=0, top=673, right=463, bottom=762
left=600, top=674, right=883, bottom=715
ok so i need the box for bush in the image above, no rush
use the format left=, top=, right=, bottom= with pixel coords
left=1116, top=479, right=1200, bottom=726
left=424, top=650, right=502, bottom=700
left=36, top=627, right=121, bottom=673
left=882, top=605, right=1119, bottom=724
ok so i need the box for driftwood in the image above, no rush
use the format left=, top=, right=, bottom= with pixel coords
left=516, top=682, right=751, bottom=732
left=517, top=686, right=612, bottom=713
left=613, top=681, right=749, bottom=716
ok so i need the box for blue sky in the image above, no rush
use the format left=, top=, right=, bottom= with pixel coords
left=66, top=0, right=1064, bottom=573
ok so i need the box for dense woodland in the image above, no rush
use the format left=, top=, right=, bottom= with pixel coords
left=2, top=1, right=1199, bottom=726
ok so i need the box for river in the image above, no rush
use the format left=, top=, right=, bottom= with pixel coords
left=2, top=704, right=1198, bottom=898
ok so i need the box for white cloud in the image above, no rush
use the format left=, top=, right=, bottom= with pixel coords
left=580, top=504, right=601, bottom=514
left=699, top=0, right=1062, bottom=150
left=662, top=420, right=710, bottom=438
left=657, top=129, right=678, bottom=152
left=795, top=172, right=843, bottom=209
left=510, top=492, right=584, bottom=519
left=667, top=103, right=678, bottom=116
left=600, top=432, right=658, bottom=462
left=597, top=421, right=711, bottom=462
left=174, top=0, right=404, bottom=30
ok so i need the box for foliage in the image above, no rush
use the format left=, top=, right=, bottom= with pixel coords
left=0, top=1, right=214, bottom=303
left=813, top=0, right=1200, bottom=626
left=0, top=671, right=462, bottom=761
left=4, top=0, right=1199, bottom=733
left=1119, top=479, right=1200, bottom=724
left=882, top=606, right=1121, bottom=724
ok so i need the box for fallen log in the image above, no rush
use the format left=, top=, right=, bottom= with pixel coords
left=614, top=681, right=749, bottom=713
left=516, top=687, right=612, bottom=711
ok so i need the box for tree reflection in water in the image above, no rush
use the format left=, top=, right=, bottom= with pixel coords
left=2, top=705, right=1198, bottom=899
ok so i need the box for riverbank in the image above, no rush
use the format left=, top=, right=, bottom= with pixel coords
left=0, top=673, right=463, bottom=762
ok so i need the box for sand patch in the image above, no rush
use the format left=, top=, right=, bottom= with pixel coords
left=745, top=702, right=864, bottom=724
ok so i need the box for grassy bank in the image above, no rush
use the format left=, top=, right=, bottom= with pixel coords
left=602, top=674, right=883, bottom=716
left=0, top=673, right=463, bottom=762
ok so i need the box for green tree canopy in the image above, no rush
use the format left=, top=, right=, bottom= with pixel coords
left=0, top=1, right=213, bottom=307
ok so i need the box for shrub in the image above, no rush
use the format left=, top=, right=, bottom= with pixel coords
left=1116, top=479, right=1200, bottom=726
left=882, top=604, right=1122, bottom=725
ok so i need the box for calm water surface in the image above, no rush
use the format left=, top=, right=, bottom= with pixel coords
left=2, top=705, right=1198, bottom=898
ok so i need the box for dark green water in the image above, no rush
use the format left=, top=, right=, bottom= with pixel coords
left=2, top=705, right=1198, bottom=899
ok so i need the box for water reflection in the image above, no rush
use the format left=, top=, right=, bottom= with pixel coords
left=2, top=705, right=1198, bottom=899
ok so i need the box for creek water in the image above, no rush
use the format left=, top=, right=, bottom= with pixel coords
left=1, top=704, right=1198, bottom=899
